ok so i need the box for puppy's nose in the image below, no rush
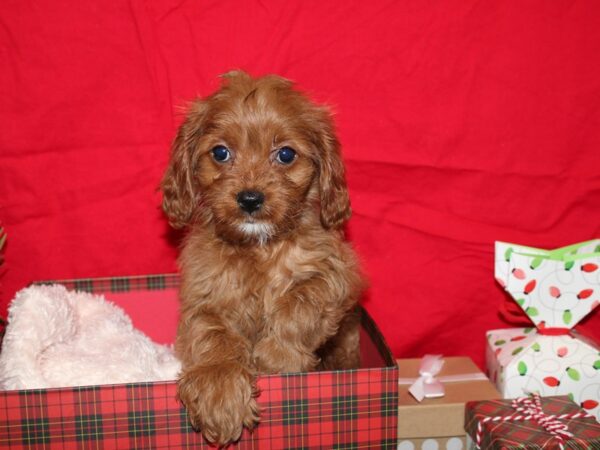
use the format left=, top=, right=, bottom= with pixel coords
left=237, top=190, right=265, bottom=213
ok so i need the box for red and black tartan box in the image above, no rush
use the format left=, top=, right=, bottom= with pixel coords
left=0, top=274, right=398, bottom=449
left=464, top=395, right=600, bottom=449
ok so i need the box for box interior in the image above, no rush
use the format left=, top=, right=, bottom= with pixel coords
left=41, top=274, right=395, bottom=370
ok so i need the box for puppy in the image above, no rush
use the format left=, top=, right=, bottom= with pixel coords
left=161, top=71, right=364, bottom=446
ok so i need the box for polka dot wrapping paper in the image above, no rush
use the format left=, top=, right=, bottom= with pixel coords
left=487, top=241, right=600, bottom=422
left=398, top=436, right=466, bottom=450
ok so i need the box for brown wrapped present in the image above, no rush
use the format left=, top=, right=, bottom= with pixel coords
left=397, top=356, right=499, bottom=449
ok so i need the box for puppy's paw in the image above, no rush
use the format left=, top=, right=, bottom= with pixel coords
left=254, top=336, right=318, bottom=374
left=177, top=363, right=259, bottom=446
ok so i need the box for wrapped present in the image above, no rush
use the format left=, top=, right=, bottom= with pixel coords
left=0, top=274, right=398, bottom=449
left=488, top=240, right=600, bottom=421
left=397, top=355, right=499, bottom=449
left=464, top=394, right=600, bottom=449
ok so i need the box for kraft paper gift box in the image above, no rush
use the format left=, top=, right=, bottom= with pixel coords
left=397, top=356, right=499, bottom=450
left=0, top=274, right=398, bottom=449
left=488, top=240, right=600, bottom=422
left=464, top=394, right=600, bottom=449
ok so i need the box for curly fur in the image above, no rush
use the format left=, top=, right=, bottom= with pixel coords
left=161, top=71, right=364, bottom=446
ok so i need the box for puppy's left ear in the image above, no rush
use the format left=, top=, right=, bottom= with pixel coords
left=313, top=108, right=352, bottom=229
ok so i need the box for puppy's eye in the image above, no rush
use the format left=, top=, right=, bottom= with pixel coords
left=211, top=145, right=231, bottom=163
left=275, top=146, right=296, bottom=165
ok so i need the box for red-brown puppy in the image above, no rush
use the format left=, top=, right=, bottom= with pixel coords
left=161, top=71, right=363, bottom=446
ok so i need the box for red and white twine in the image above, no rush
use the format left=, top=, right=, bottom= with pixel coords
left=474, top=394, right=593, bottom=450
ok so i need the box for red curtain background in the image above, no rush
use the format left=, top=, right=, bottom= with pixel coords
left=1, top=0, right=599, bottom=368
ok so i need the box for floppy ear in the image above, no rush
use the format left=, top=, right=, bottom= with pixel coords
left=313, top=108, right=351, bottom=229
left=161, top=101, right=206, bottom=229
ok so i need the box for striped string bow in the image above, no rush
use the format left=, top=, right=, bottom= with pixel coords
left=475, top=393, right=593, bottom=450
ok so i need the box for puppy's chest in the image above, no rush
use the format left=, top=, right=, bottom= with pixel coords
left=228, top=255, right=296, bottom=309
left=214, top=246, right=317, bottom=332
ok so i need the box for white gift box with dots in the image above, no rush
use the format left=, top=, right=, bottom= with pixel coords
left=398, top=437, right=466, bottom=450
left=488, top=241, right=600, bottom=422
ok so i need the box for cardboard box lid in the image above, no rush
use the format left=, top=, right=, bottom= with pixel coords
left=397, top=356, right=499, bottom=438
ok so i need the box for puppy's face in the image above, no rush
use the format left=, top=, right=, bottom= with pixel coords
left=162, top=71, right=350, bottom=244
left=194, top=80, right=320, bottom=244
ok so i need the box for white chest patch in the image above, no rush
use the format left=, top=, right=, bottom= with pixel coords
left=238, top=222, right=274, bottom=245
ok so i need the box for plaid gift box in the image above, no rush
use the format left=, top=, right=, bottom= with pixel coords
left=464, top=395, right=600, bottom=450
left=0, top=274, right=398, bottom=449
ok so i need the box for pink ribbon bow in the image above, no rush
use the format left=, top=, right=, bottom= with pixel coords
left=407, top=354, right=445, bottom=402
left=399, top=354, right=488, bottom=402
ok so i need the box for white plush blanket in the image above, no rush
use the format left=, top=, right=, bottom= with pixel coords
left=0, top=285, right=181, bottom=390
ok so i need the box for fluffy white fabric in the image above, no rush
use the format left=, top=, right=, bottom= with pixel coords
left=0, top=285, right=181, bottom=390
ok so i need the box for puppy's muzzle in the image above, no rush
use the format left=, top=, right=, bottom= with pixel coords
left=237, top=190, right=265, bottom=214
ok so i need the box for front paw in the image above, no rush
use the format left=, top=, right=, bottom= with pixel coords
left=177, top=363, right=259, bottom=446
left=254, top=336, right=318, bottom=374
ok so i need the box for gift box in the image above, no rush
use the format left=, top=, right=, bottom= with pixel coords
left=397, top=356, right=499, bottom=449
left=464, top=394, right=600, bottom=449
left=489, top=240, right=600, bottom=421
left=0, top=274, right=398, bottom=449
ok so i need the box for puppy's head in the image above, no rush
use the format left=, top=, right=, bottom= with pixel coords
left=161, top=71, right=350, bottom=244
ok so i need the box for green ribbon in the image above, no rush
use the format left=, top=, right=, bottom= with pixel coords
left=508, top=239, right=600, bottom=263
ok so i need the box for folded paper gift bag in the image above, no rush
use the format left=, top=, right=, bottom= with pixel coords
left=488, top=240, right=600, bottom=421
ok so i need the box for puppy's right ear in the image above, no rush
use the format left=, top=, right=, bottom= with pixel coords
left=161, top=101, right=206, bottom=229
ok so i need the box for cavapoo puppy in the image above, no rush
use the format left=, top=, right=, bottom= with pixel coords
left=161, top=70, right=364, bottom=446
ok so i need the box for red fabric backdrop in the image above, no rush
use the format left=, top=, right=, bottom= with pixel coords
left=1, top=0, right=599, bottom=368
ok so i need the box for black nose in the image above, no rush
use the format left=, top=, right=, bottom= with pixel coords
left=237, top=190, right=265, bottom=213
